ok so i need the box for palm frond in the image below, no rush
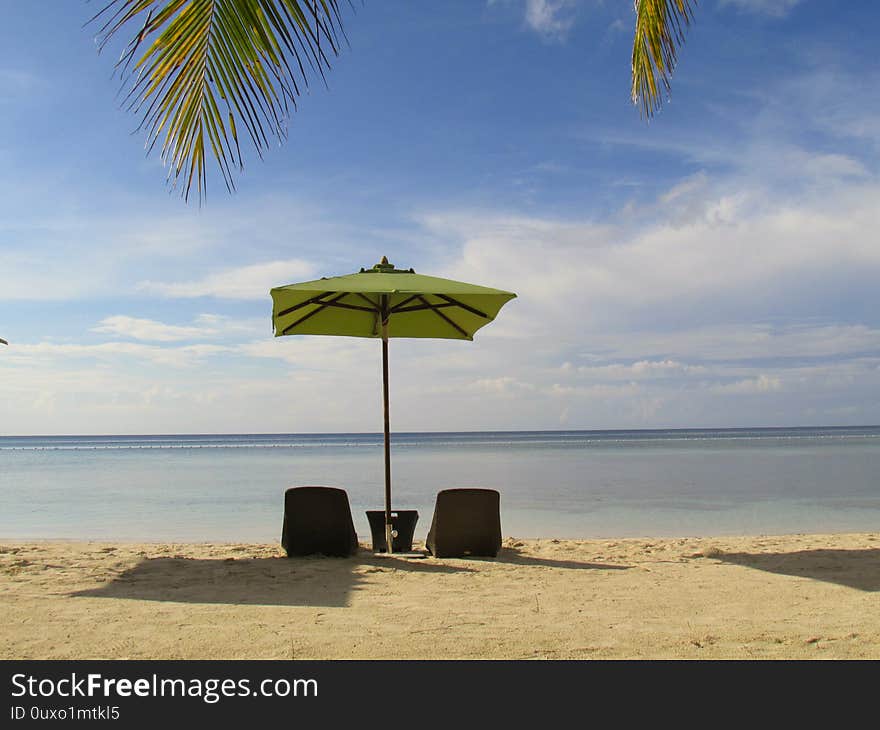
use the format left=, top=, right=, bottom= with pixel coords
left=631, top=0, right=696, bottom=118
left=91, top=0, right=348, bottom=201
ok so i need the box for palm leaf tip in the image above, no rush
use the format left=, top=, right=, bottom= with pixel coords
left=91, top=0, right=347, bottom=202
left=631, top=0, right=696, bottom=118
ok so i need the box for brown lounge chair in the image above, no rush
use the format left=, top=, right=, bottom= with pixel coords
left=281, top=486, right=359, bottom=557
left=425, top=488, right=502, bottom=558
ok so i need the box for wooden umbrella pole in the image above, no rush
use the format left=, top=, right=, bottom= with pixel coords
left=381, top=316, right=393, bottom=554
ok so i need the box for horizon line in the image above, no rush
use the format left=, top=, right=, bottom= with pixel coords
left=2, top=424, right=879, bottom=439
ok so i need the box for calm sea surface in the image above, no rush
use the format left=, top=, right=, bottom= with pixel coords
left=1, top=427, right=878, bottom=542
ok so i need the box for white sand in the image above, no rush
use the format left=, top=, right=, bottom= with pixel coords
left=2, top=533, right=880, bottom=659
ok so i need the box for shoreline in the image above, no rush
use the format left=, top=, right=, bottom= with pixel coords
left=3, top=531, right=880, bottom=659
left=0, top=527, right=878, bottom=545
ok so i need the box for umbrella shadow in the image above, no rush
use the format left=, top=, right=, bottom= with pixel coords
left=713, top=548, right=880, bottom=592
left=71, top=549, right=471, bottom=608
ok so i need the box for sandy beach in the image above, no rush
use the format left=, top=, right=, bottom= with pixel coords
left=1, top=532, right=879, bottom=660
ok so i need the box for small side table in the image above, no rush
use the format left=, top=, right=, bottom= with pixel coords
left=365, top=510, right=419, bottom=553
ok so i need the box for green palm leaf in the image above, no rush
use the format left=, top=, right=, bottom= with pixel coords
left=631, top=0, right=696, bottom=117
left=92, top=0, right=347, bottom=200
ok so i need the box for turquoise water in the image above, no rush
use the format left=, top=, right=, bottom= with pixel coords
left=1, top=427, right=879, bottom=541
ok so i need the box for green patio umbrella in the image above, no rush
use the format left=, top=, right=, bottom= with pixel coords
left=270, top=257, right=516, bottom=553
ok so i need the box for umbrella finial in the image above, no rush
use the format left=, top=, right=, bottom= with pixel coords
left=362, top=257, right=415, bottom=274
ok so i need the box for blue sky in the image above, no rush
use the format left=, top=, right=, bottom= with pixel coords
left=2, top=0, right=879, bottom=434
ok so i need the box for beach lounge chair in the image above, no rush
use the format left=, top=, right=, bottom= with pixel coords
left=281, top=486, right=359, bottom=557
left=425, top=488, right=502, bottom=558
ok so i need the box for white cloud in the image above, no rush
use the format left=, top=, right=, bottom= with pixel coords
left=718, top=0, right=803, bottom=17
left=138, top=259, right=316, bottom=299
left=237, top=336, right=375, bottom=371
left=192, top=313, right=268, bottom=336
left=6, top=169, right=880, bottom=433
left=0, top=214, right=224, bottom=302
left=0, top=192, right=360, bottom=302
left=3, top=341, right=232, bottom=369
left=92, top=316, right=213, bottom=342
left=524, top=0, right=577, bottom=40
left=711, top=374, right=782, bottom=394
left=569, top=359, right=708, bottom=380
left=91, top=314, right=267, bottom=342
left=466, top=375, right=536, bottom=396
left=799, top=153, right=868, bottom=180
left=586, top=325, right=880, bottom=363
left=769, top=71, right=880, bottom=150
left=422, top=179, right=880, bottom=336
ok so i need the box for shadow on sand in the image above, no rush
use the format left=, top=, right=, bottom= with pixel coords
left=714, top=548, right=880, bottom=592
left=378, top=546, right=630, bottom=571
left=448, top=547, right=631, bottom=571
left=71, top=550, right=472, bottom=608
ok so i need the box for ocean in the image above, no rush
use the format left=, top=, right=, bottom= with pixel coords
left=1, top=427, right=879, bottom=542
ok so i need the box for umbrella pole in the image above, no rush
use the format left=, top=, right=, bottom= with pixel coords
left=382, top=320, right=394, bottom=554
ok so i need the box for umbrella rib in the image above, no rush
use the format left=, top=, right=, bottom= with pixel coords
left=391, top=303, right=456, bottom=313
left=351, top=293, right=383, bottom=335
left=416, top=295, right=469, bottom=338
left=281, top=292, right=349, bottom=334
left=354, top=293, right=382, bottom=311
left=388, top=294, right=421, bottom=313
left=275, top=291, right=333, bottom=319
left=320, top=301, right=377, bottom=313
left=435, top=294, right=490, bottom=319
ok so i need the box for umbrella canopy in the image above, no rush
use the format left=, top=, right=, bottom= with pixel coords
left=271, top=258, right=515, bottom=340
left=270, top=257, right=516, bottom=552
